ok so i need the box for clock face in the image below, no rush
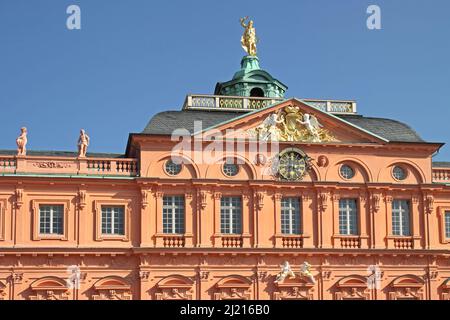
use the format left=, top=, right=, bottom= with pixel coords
left=278, top=151, right=307, bottom=181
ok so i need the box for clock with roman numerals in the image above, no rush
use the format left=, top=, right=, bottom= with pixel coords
left=277, top=148, right=311, bottom=181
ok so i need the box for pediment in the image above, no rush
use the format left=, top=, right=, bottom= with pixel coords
left=200, top=98, right=387, bottom=145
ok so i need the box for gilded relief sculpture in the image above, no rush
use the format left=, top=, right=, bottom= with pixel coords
left=274, top=261, right=316, bottom=284
left=240, top=16, right=258, bottom=56
left=274, top=261, right=296, bottom=283
left=16, top=127, right=28, bottom=156
left=248, top=105, right=336, bottom=143
left=77, top=129, right=90, bottom=158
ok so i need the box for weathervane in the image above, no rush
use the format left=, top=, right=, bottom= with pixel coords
left=240, top=16, right=258, bottom=56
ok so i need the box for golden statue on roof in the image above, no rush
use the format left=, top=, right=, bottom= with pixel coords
left=240, top=16, right=258, bottom=56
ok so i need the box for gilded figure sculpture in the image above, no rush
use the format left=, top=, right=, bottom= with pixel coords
left=16, top=127, right=28, bottom=156
left=77, top=129, right=90, bottom=158
left=240, top=16, right=258, bottom=56
left=300, top=261, right=316, bottom=284
left=246, top=105, right=336, bottom=143
left=274, top=261, right=296, bottom=283
left=274, top=261, right=316, bottom=284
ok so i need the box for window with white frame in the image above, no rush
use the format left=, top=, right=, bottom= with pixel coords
left=392, top=200, right=411, bottom=236
left=101, top=206, right=125, bottom=235
left=220, top=196, right=242, bottom=234
left=338, top=199, right=358, bottom=235
left=445, top=211, right=450, bottom=239
left=39, top=205, right=64, bottom=235
left=163, top=196, right=185, bottom=234
left=281, top=197, right=301, bottom=235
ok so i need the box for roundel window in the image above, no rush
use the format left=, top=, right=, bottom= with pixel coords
left=340, top=165, right=355, bottom=180
left=278, top=149, right=309, bottom=181
left=392, top=166, right=407, bottom=181
left=165, top=159, right=182, bottom=176
left=223, top=163, right=239, bottom=177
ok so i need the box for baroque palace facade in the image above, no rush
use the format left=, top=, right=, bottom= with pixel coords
left=1, top=21, right=450, bottom=301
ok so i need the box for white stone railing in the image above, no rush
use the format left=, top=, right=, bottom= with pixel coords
left=432, top=168, right=450, bottom=183
left=0, top=155, right=138, bottom=177
left=183, top=94, right=357, bottom=114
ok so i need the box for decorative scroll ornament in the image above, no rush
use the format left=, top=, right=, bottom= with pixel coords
left=15, top=188, right=24, bottom=209
left=78, top=190, right=87, bottom=210
left=424, top=195, right=434, bottom=214
left=247, top=106, right=336, bottom=143
left=255, top=192, right=264, bottom=210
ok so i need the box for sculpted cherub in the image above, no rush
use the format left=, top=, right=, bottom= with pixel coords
left=274, top=261, right=296, bottom=284
left=300, top=261, right=316, bottom=284
left=299, top=113, right=323, bottom=142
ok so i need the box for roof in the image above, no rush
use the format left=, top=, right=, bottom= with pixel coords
left=336, top=114, right=424, bottom=143
left=142, top=110, right=425, bottom=143
left=432, top=162, right=450, bottom=168
left=0, top=150, right=124, bottom=158
left=142, top=110, right=242, bottom=135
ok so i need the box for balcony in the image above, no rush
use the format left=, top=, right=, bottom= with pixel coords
left=183, top=94, right=357, bottom=114
left=432, top=167, right=450, bottom=183
left=0, top=155, right=139, bottom=177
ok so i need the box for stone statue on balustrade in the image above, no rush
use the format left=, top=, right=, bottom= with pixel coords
left=77, top=129, right=90, bottom=158
left=16, top=127, right=28, bottom=156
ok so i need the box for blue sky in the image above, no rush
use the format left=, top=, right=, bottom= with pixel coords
left=1, top=0, right=449, bottom=160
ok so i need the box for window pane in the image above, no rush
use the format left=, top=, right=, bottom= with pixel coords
left=281, top=197, right=301, bottom=235
left=39, top=205, right=64, bottom=235
left=163, top=196, right=185, bottom=234
left=102, top=206, right=125, bottom=235
left=221, top=197, right=242, bottom=234
left=339, top=199, right=358, bottom=235
left=445, top=212, right=450, bottom=238
left=392, top=200, right=410, bottom=236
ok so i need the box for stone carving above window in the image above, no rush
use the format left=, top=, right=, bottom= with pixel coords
left=0, top=281, right=6, bottom=300
left=91, top=276, right=132, bottom=300
left=388, top=275, right=424, bottom=300
left=155, top=275, right=194, bottom=300
left=334, top=275, right=370, bottom=300
left=28, top=277, right=70, bottom=300
left=441, top=278, right=450, bottom=300
left=273, top=277, right=314, bottom=300
left=213, top=275, right=252, bottom=300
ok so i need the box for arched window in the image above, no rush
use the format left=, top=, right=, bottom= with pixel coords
left=250, top=87, right=264, bottom=97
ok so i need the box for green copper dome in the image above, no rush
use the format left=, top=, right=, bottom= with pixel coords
left=214, top=56, right=288, bottom=98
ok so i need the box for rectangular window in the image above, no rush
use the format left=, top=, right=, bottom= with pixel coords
left=392, top=200, right=411, bottom=236
left=220, top=196, right=242, bottom=234
left=281, top=197, right=301, bottom=235
left=101, top=206, right=125, bottom=235
left=339, top=199, right=358, bottom=235
left=39, top=205, right=64, bottom=235
left=445, top=212, right=450, bottom=239
left=163, top=196, right=185, bottom=234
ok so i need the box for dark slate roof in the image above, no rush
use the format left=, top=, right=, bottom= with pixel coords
left=336, top=115, right=424, bottom=143
left=432, top=162, right=450, bottom=168
left=142, top=110, right=425, bottom=143
left=0, top=150, right=124, bottom=158
left=142, top=110, right=243, bottom=135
